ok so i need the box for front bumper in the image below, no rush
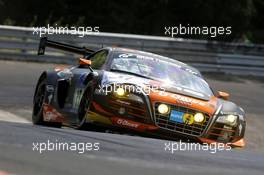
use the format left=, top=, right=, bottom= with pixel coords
left=91, top=88, right=245, bottom=147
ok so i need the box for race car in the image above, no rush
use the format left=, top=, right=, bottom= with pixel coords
left=32, top=37, right=246, bottom=147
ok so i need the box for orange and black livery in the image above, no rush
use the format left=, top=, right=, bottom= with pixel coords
left=32, top=37, right=246, bottom=148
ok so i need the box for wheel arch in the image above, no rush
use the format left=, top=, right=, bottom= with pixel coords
left=33, top=72, right=47, bottom=102
left=33, top=71, right=59, bottom=102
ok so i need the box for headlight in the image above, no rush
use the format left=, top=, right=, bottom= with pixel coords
left=226, top=115, right=237, bottom=123
left=157, top=104, right=170, bottom=114
left=194, top=113, right=205, bottom=123
left=216, top=114, right=238, bottom=126
left=115, top=87, right=125, bottom=96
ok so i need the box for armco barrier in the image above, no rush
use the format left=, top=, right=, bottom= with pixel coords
left=0, top=25, right=264, bottom=76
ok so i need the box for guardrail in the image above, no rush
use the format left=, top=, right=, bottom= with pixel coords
left=0, top=25, right=264, bottom=76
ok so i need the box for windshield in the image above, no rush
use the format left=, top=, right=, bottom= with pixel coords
left=110, top=52, right=213, bottom=96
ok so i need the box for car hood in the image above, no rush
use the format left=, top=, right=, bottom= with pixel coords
left=101, top=71, right=211, bottom=101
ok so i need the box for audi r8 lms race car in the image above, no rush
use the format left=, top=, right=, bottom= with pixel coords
left=32, top=37, right=246, bottom=147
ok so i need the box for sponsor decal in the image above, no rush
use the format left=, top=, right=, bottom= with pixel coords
left=118, top=53, right=135, bottom=58
left=46, top=85, right=54, bottom=92
left=160, top=92, right=206, bottom=106
left=183, top=113, right=194, bottom=125
left=116, top=118, right=139, bottom=128
left=170, top=111, right=184, bottom=123
left=45, top=111, right=56, bottom=121
left=43, top=104, right=65, bottom=122
left=111, top=117, right=158, bottom=131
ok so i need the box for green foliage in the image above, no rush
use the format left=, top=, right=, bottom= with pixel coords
left=0, top=0, right=263, bottom=43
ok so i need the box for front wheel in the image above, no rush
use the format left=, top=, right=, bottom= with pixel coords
left=77, top=87, right=93, bottom=129
left=32, top=76, right=61, bottom=128
left=32, top=77, right=46, bottom=125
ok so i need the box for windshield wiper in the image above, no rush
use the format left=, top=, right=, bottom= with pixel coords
left=110, top=69, right=155, bottom=80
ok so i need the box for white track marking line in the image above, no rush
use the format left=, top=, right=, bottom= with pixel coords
left=0, top=170, right=15, bottom=175
left=0, top=110, right=30, bottom=123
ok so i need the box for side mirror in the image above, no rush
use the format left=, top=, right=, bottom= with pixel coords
left=217, top=91, right=230, bottom=100
left=79, top=58, right=91, bottom=66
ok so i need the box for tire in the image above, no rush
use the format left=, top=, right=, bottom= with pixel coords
left=77, top=87, right=93, bottom=130
left=32, top=77, right=46, bottom=125
left=32, top=76, right=61, bottom=128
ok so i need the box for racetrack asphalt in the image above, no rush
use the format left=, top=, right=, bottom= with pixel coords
left=0, top=60, right=264, bottom=175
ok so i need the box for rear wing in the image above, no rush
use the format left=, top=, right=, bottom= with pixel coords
left=37, top=37, right=94, bottom=57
